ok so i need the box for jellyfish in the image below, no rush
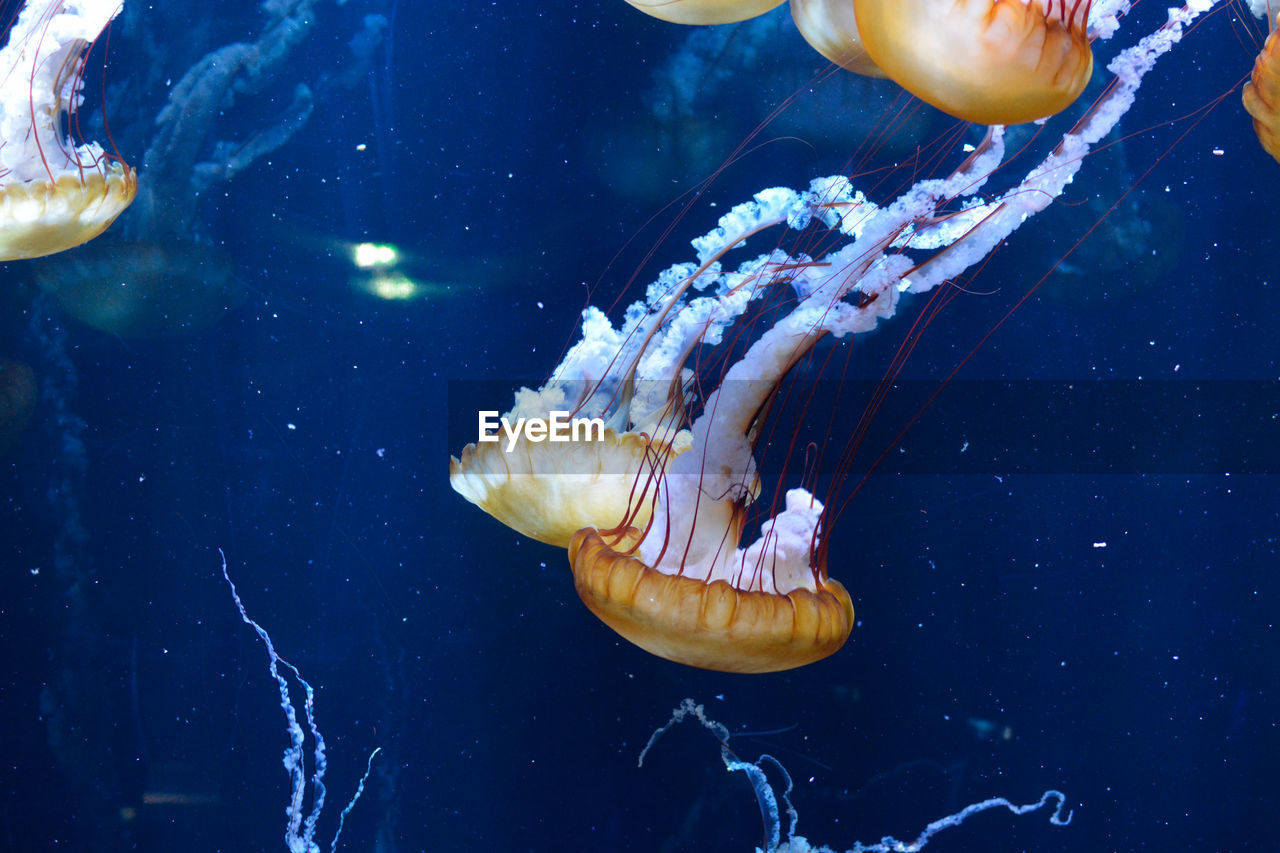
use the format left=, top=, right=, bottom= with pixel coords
left=628, top=0, right=1095, bottom=125
left=852, top=0, right=1095, bottom=125
left=0, top=0, right=136, bottom=261
left=34, top=240, right=241, bottom=337
left=451, top=1, right=1220, bottom=672
left=1243, top=6, right=1279, bottom=163
left=624, top=0, right=787, bottom=26
left=790, top=0, right=886, bottom=77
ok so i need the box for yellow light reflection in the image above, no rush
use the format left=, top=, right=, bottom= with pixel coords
left=358, top=270, right=423, bottom=301
left=352, top=242, right=399, bottom=269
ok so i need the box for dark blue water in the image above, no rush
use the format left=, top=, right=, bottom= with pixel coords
left=1, top=2, right=1277, bottom=851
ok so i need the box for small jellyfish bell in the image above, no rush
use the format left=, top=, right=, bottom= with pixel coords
left=790, top=0, right=886, bottom=78
left=624, top=0, right=786, bottom=26
left=0, top=0, right=136, bottom=261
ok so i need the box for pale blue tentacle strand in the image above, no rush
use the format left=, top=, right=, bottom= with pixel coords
left=642, top=700, right=1071, bottom=853
left=219, top=549, right=377, bottom=853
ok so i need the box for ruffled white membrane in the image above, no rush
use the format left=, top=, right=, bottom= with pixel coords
left=0, top=0, right=135, bottom=260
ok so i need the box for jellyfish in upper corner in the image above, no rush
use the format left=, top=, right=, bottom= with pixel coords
left=0, top=0, right=136, bottom=262
left=1243, top=5, right=1280, bottom=163
left=624, top=0, right=1093, bottom=125
left=851, top=0, right=1094, bottom=125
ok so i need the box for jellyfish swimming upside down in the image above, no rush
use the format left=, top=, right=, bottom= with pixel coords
left=450, top=388, right=856, bottom=674
left=449, top=228, right=873, bottom=672
left=0, top=0, right=136, bottom=262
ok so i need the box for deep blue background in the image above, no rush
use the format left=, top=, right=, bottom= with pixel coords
left=1, top=1, right=1277, bottom=851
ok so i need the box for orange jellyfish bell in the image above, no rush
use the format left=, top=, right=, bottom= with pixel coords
left=1242, top=11, right=1280, bottom=163
left=569, top=489, right=855, bottom=674
left=624, top=0, right=786, bottom=26
left=0, top=0, right=137, bottom=261
left=853, top=0, right=1094, bottom=125
left=791, top=0, right=886, bottom=78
